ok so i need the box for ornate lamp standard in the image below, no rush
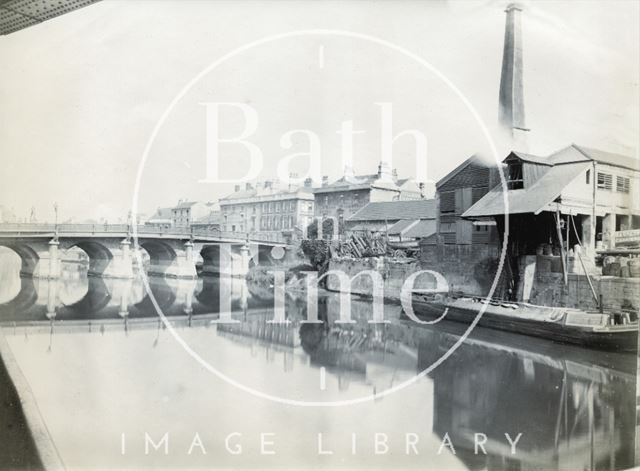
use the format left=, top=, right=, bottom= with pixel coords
left=53, top=202, right=59, bottom=239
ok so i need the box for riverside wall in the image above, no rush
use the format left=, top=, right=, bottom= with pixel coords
left=325, top=257, right=437, bottom=301
left=327, top=242, right=640, bottom=313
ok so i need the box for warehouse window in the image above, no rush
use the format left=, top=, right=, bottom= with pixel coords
left=440, top=191, right=455, bottom=214
left=616, top=176, right=630, bottom=193
left=507, top=162, right=523, bottom=189
left=597, top=173, right=612, bottom=190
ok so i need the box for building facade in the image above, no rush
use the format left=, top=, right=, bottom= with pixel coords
left=145, top=207, right=173, bottom=229
left=191, top=202, right=221, bottom=233
left=434, top=155, right=500, bottom=246
left=464, top=145, right=640, bottom=256
left=219, top=180, right=315, bottom=242
left=313, top=162, right=427, bottom=227
left=171, top=201, right=210, bottom=229
left=462, top=144, right=640, bottom=300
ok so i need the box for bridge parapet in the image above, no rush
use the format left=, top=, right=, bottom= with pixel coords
left=0, top=223, right=287, bottom=245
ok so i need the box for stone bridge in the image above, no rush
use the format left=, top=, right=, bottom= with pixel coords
left=0, top=223, right=290, bottom=279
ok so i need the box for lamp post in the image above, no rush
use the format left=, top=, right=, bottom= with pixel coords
left=53, top=202, right=59, bottom=238
left=127, top=210, right=133, bottom=240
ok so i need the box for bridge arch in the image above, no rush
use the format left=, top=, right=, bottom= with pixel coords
left=138, top=240, right=178, bottom=276
left=0, top=240, right=51, bottom=278
left=63, top=240, right=114, bottom=277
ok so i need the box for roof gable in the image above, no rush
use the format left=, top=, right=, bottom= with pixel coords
left=437, top=155, right=495, bottom=191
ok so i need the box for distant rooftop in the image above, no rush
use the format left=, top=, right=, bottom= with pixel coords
left=173, top=201, right=201, bottom=209
left=221, top=181, right=313, bottom=202
left=147, top=207, right=173, bottom=222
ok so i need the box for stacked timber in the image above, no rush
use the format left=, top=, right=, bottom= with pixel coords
left=336, top=233, right=386, bottom=258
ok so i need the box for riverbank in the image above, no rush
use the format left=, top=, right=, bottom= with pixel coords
left=325, top=257, right=430, bottom=302
left=0, top=331, right=61, bottom=470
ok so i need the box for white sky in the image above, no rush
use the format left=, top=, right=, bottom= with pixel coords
left=0, top=0, right=638, bottom=222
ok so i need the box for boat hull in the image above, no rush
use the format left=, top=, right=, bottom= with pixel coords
left=409, top=299, right=638, bottom=352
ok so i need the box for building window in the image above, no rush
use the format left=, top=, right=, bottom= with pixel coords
left=507, top=162, right=523, bottom=189
left=616, top=176, right=630, bottom=193
left=585, top=169, right=590, bottom=184
left=597, top=172, right=612, bottom=190
left=440, top=191, right=455, bottom=214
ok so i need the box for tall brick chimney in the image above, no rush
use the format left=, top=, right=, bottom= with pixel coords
left=498, top=3, right=529, bottom=141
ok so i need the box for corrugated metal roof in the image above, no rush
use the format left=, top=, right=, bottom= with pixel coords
left=463, top=162, right=590, bottom=218
left=404, top=219, right=436, bottom=238
left=0, top=0, right=101, bottom=35
left=348, top=199, right=435, bottom=222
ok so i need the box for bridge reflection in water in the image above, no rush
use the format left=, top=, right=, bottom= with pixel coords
left=0, top=265, right=636, bottom=470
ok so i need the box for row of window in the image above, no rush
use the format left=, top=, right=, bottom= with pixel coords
left=261, top=215, right=295, bottom=231
left=224, top=215, right=296, bottom=233
left=320, top=193, right=366, bottom=206
left=222, top=201, right=313, bottom=214
left=590, top=170, right=630, bottom=193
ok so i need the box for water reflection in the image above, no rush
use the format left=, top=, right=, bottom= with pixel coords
left=0, top=274, right=258, bottom=322
left=0, top=265, right=636, bottom=470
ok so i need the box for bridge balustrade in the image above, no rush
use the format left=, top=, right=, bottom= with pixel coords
left=0, top=223, right=286, bottom=245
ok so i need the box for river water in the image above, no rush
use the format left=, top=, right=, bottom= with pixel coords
left=0, top=250, right=637, bottom=470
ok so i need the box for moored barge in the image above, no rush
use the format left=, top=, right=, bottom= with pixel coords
left=408, top=293, right=638, bottom=352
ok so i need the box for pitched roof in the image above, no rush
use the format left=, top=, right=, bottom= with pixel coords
left=463, top=143, right=637, bottom=219
left=404, top=219, right=437, bottom=239
left=348, top=199, right=435, bottom=222
left=221, top=182, right=314, bottom=201
left=462, top=162, right=590, bottom=218
left=313, top=173, right=406, bottom=193
left=508, top=151, right=552, bottom=166
left=436, top=154, right=496, bottom=189
left=572, top=144, right=639, bottom=171
left=388, top=219, right=419, bottom=235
